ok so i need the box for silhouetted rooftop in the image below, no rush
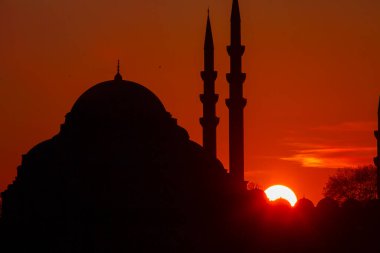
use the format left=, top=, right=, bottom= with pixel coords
left=295, top=197, right=314, bottom=210
left=316, top=197, right=339, bottom=211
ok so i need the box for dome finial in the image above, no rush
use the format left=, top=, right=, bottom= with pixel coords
left=114, top=59, right=123, bottom=81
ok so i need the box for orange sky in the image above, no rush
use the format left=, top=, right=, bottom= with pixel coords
left=0, top=0, right=380, bottom=203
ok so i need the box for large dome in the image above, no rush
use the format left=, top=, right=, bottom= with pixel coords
left=68, top=78, right=169, bottom=127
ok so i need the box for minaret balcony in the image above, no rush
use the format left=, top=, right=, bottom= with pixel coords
left=227, top=45, right=245, bottom=56
left=201, top=71, right=217, bottom=82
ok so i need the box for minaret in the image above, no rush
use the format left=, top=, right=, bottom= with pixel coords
left=226, top=0, right=247, bottom=184
left=374, top=97, right=380, bottom=199
left=200, top=10, right=219, bottom=158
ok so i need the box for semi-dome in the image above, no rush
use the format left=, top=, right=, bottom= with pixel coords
left=316, top=197, right=339, bottom=211
left=295, top=197, right=315, bottom=211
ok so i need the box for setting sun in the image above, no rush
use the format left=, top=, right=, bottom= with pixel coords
left=265, top=185, right=298, bottom=207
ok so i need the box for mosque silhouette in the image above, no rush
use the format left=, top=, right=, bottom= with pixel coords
left=1, top=1, right=380, bottom=253
left=0, top=1, right=248, bottom=252
left=0, top=69, right=243, bottom=252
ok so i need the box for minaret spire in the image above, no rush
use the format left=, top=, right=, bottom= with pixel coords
left=375, top=97, right=380, bottom=198
left=226, top=0, right=247, bottom=186
left=204, top=10, right=213, bottom=53
left=200, top=10, right=219, bottom=158
left=114, top=59, right=123, bottom=81
left=231, top=0, right=241, bottom=21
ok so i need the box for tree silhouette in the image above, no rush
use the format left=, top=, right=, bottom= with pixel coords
left=323, top=165, right=377, bottom=203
